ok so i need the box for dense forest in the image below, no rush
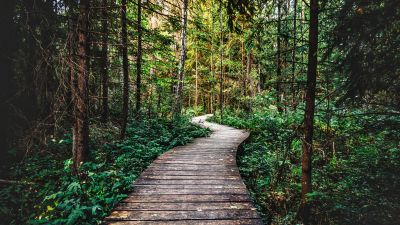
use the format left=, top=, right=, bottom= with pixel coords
left=0, top=0, right=399, bottom=224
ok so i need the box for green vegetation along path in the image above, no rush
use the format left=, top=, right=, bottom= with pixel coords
left=103, top=115, right=262, bottom=225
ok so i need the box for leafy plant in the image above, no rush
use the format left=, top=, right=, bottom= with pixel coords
left=0, top=117, right=210, bottom=225
left=210, top=103, right=400, bottom=225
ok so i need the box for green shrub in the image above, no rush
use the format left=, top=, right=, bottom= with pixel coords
left=211, top=106, right=400, bottom=225
left=0, top=117, right=210, bottom=225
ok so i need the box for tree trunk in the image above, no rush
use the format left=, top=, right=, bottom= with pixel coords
left=100, top=0, right=109, bottom=122
left=291, top=0, right=297, bottom=109
left=72, top=0, right=90, bottom=174
left=195, top=45, right=198, bottom=107
left=276, top=0, right=283, bottom=113
left=219, top=0, right=223, bottom=120
left=136, top=0, right=142, bottom=118
left=300, top=0, right=318, bottom=223
left=300, top=0, right=305, bottom=97
left=210, top=12, right=215, bottom=113
left=241, top=40, right=246, bottom=96
left=120, top=0, right=129, bottom=139
left=258, top=34, right=265, bottom=91
left=246, top=51, right=253, bottom=96
left=258, top=62, right=262, bottom=92
left=174, top=0, right=188, bottom=117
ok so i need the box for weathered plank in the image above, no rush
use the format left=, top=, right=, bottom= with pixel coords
left=133, top=184, right=245, bottom=189
left=141, top=170, right=240, bottom=176
left=106, top=209, right=260, bottom=221
left=103, top=115, right=262, bottom=224
left=132, top=187, right=248, bottom=195
left=139, top=175, right=240, bottom=180
left=149, top=163, right=237, bottom=167
left=134, top=179, right=244, bottom=185
left=121, top=194, right=252, bottom=203
left=103, top=219, right=263, bottom=225
left=116, top=202, right=256, bottom=210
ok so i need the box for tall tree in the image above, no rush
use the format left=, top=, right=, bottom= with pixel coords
left=120, top=0, right=129, bottom=139
left=241, top=39, right=246, bottom=95
left=136, top=0, right=142, bottom=118
left=219, top=0, right=223, bottom=119
left=257, top=32, right=266, bottom=91
left=210, top=10, right=215, bottom=113
left=291, top=0, right=297, bottom=108
left=174, top=0, right=189, bottom=116
left=300, top=0, right=319, bottom=223
left=195, top=44, right=198, bottom=107
left=100, top=0, right=109, bottom=122
left=72, top=0, right=90, bottom=174
left=245, top=51, right=252, bottom=96
left=276, top=0, right=283, bottom=112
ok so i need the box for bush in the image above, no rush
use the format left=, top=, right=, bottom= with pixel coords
left=211, top=106, right=400, bottom=225
left=0, top=117, right=210, bottom=225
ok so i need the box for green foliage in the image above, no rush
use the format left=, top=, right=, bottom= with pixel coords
left=329, top=0, right=400, bottom=107
left=211, top=97, right=400, bottom=224
left=0, top=118, right=210, bottom=225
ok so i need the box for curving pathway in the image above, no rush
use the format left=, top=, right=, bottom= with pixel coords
left=103, top=115, right=262, bottom=225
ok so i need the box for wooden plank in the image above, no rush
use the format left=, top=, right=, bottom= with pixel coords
left=139, top=168, right=238, bottom=173
left=133, top=184, right=246, bottom=189
left=147, top=166, right=237, bottom=171
left=146, top=165, right=237, bottom=170
left=116, top=202, right=256, bottom=211
left=134, top=179, right=244, bottom=185
left=103, top=219, right=263, bottom=225
left=105, top=209, right=260, bottom=221
left=122, top=194, right=252, bottom=203
left=155, top=155, right=236, bottom=159
left=169, top=150, right=236, bottom=153
left=158, top=156, right=235, bottom=160
left=153, top=161, right=236, bottom=165
left=132, top=187, right=248, bottom=195
left=139, top=175, right=239, bottom=180
left=141, top=170, right=240, bottom=176
left=154, top=158, right=236, bottom=163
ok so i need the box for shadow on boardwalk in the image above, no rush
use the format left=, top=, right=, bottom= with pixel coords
left=103, top=115, right=263, bottom=225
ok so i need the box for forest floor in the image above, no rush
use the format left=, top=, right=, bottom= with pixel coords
left=103, top=115, right=262, bottom=225
left=1, top=117, right=212, bottom=225
left=209, top=109, right=400, bottom=225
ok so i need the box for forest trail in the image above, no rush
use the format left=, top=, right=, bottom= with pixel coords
left=103, top=115, right=262, bottom=225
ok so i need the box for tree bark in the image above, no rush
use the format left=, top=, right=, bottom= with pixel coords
left=258, top=33, right=265, bottom=91
left=174, top=0, right=188, bottom=117
left=100, top=0, right=109, bottom=122
left=246, top=51, right=253, bottom=96
left=242, top=40, right=246, bottom=96
left=300, top=0, right=305, bottom=96
left=219, top=0, right=223, bottom=120
left=136, top=0, right=142, bottom=118
left=72, top=0, right=90, bottom=174
left=300, top=0, right=318, bottom=223
left=210, top=11, right=215, bottom=113
left=120, top=0, right=129, bottom=139
left=291, top=0, right=297, bottom=109
left=276, top=0, right=283, bottom=113
left=195, top=45, right=198, bottom=107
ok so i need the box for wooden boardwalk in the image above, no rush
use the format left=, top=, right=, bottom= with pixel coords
left=103, top=115, right=262, bottom=225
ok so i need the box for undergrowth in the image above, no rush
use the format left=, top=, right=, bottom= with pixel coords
left=0, top=117, right=210, bottom=225
left=209, top=95, right=400, bottom=225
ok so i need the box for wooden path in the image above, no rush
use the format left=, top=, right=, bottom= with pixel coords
left=103, top=115, right=262, bottom=225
